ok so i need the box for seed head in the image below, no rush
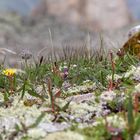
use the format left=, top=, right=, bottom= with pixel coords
left=20, top=49, right=32, bottom=60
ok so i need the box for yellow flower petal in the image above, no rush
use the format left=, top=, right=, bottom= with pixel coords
left=3, top=69, right=17, bottom=77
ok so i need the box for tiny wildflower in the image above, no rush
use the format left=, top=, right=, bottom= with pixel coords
left=3, top=69, right=17, bottom=77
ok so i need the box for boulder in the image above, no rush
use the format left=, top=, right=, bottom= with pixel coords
left=30, top=0, right=131, bottom=31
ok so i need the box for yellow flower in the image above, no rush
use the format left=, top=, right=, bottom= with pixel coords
left=3, top=68, right=17, bottom=77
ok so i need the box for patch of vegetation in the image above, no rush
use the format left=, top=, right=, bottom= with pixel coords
left=0, top=42, right=140, bottom=140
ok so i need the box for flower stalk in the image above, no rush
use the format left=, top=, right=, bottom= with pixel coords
left=3, top=69, right=17, bottom=93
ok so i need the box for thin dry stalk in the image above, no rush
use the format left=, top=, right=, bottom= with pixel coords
left=0, top=48, right=16, bottom=55
left=134, top=93, right=140, bottom=114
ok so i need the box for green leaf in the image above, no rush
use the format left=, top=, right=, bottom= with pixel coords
left=28, top=89, right=45, bottom=101
left=20, top=80, right=27, bottom=99
left=61, top=100, right=71, bottom=112
left=28, top=113, right=46, bottom=128
left=100, top=70, right=105, bottom=86
left=127, top=95, right=134, bottom=129
left=134, top=116, right=140, bottom=133
left=53, top=75, right=63, bottom=87
left=55, top=100, right=71, bottom=112
left=15, top=124, right=21, bottom=131
left=3, top=92, right=9, bottom=102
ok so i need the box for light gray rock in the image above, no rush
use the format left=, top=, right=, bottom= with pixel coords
left=31, top=0, right=131, bottom=30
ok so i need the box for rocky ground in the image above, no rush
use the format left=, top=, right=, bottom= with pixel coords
left=0, top=12, right=140, bottom=140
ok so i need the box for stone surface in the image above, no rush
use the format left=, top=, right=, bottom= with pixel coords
left=0, top=9, right=135, bottom=67
left=30, top=0, right=131, bottom=30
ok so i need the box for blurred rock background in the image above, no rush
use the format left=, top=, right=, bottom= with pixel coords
left=0, top=0, right=139, bottom=66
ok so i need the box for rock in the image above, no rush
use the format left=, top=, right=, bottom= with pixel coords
left=128, top=25, right=140, bottom=38
left=66, top=93, right=94, bottom=103
left=122, top=30, right=140, bottom=57
left=31, top=0, right=131, bottom=31
left=0, top=10, right=132, bottom=67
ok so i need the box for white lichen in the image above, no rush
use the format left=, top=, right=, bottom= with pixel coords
left=45, top=131, right=84, bottom=140
left=124, top=65, right=136, bottom=78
